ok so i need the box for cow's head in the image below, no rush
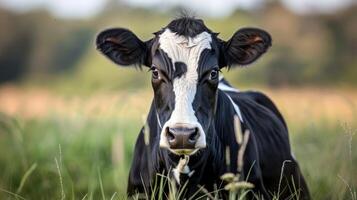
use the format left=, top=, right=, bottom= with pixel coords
left=96, top=17, right=271, bottom=155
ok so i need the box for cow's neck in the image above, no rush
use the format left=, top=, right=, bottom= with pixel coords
left=213, top=90, right=242, bottom=173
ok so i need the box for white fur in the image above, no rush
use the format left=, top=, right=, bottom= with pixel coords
left=224, top=93, right=244, bottom=123
left=218, top=75, right=243, bottom=122
left=158, top=29, right=212, bottom=149
left=218, top=75, right=240, bottom=93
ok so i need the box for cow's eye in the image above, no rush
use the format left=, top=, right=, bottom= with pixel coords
left=210, top=69, right=219, bottom=80
left=152, top=67, right=159, bottom=79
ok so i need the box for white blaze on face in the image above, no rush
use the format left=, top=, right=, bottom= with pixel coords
left=158, top=29, right=212, bottom=149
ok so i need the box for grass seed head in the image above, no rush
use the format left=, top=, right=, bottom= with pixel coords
left=220, top=173, right=236, bottom=182
left=224, top=181, right=255, bottom=191
left=234, top=115, right=243, bottom=145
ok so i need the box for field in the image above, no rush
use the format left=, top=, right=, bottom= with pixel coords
left=0, top=85, right=356, bottom=200
left=0, top=0, right=356, bottom=199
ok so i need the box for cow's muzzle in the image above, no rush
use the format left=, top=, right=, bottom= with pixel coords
left=160, top=123, right=206, bottom=155
left=166, top=126, right=198, bottom=149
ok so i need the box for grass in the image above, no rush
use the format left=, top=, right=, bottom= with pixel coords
left=0, top=87, right=356, bottom=199
left=0, top=114, right=139, bottom=199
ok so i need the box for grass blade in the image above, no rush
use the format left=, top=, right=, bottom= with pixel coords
left=16, top=163, right=37, bottom=194
left=0, top=188, right=26, bottom=200
left=55, top=158, right=65, bottom=200
left=98, top=167, right=106, bottom=200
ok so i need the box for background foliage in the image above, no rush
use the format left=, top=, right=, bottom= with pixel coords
left=0, top=2, right=356, bottom=88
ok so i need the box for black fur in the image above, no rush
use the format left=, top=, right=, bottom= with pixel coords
left=127, top=79, right=310, bottom=199
left=173, top=62, right=187, bottom=78
left=96, top=28, right=150, bottom=67
left=166, top=17, right=213, bottom=38
left=221, top=28, right=272, bottom=67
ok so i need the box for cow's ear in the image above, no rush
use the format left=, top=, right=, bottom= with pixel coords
left=219, top=28, right=272, bottom=68
left=96, top=28, right=150, bottom=67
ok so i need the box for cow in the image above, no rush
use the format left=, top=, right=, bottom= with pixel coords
left=96, top=16, right=310, bottom=199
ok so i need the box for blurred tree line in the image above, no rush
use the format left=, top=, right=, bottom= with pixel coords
left=0, top=2, right=356, bottom=87
left=0, top=8, right=93, bottom=82
left=255, top=2, right=357, bottom=87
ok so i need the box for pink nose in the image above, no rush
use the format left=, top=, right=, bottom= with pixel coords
left=166, top=126, right=198, bottom=149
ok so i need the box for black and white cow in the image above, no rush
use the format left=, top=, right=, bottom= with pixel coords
left=96, top=17, right=310, bottom=199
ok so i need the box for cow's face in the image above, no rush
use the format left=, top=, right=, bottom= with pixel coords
left=96, top=18, right=271, bottom=155
left=151, top=29, right=217, bottom=154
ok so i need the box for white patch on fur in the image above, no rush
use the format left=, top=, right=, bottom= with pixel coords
left=218, top=75, right=243, bottom=122
left=218, top=75, right=240, bottom=93
left=158, top=29, right=212, bottom=149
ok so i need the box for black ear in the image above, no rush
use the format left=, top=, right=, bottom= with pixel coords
left=219, top=28, right=272, bottom=68
left=96, top=28, right=150, bottom=67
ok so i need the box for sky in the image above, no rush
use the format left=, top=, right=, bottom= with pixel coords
left=0, top=0, right=355, bottom=18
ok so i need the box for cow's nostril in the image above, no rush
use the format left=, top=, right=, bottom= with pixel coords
left=167, top=128, right=176, bottom=142
left=188, top=128, right=198, bottom=143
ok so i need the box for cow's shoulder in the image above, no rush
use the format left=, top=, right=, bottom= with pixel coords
left=218, top=76, right=286, bottom=128
left=234, top=90, right=287, bottom=129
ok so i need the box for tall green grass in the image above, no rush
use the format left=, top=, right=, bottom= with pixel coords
left=0, top=113, right=140, bottom=199
left=0, top=113, right=356, bottom=199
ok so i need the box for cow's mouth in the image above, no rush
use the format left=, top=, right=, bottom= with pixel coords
left=170, top=148, right=199, bottom=156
